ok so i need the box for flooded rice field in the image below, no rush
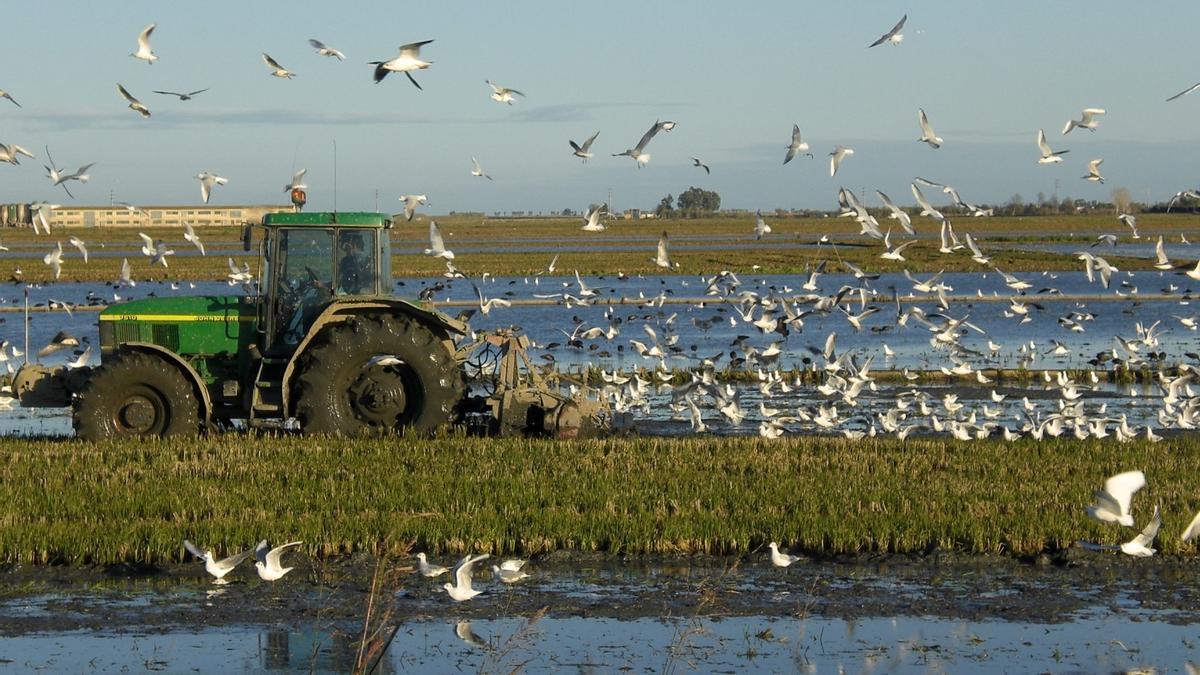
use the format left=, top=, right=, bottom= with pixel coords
left=3, top=554, right=1200, bottom=672
left=6, top=268, right=1199, bottom=438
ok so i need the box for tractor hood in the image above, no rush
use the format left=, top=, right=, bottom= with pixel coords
left=98, top=296, right=259, bottom=358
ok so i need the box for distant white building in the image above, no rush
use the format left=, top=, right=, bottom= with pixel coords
left=0, top=203, right=293, bottom=228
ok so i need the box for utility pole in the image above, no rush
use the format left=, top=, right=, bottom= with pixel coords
left=1053, top=179, right=1060, bottom=213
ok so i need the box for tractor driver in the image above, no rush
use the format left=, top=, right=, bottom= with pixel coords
left=337, top=231, right=375, bottom=295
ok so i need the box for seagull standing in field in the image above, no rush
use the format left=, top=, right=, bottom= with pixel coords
left=1082, top=159, right=1105, bottom=183
left=754, top=210, right=772, bottom=240
left=0, top=89, right=20, bottom=108
left=868, top=14, right=907, bottom=47
left=182, top=222, right=205, bottom=255
left=444, top=553, right=489, bottom=602
left=284, top=168, right=307, bottom=192
left=1036, top=129, right=1068, bottom=164
left=691, top=157, right=711, bottom=174
left=416, top=552, right=448, bottom=577
left=485, top=80, right=525, bottom=105
left=151, top=88, right=209, bottom=101
left=1062, top=108, right=1105, bottom=135
left=117, top=84, right=151, bottom=118
left=184, top=540, right=255, bottom=582
left=829, top=145, right=854, bottom=177
left=470, top=157, right=492, bottom=180
left=492, top=559, right=530, bottom=583
left=399, top=194, right=429, bottom=221
left=917, top=108, right=943, bottom=148
left=569, top=131, right=600, bottom=162
left=613, top=120, right=673, bottom=168
left=131, top=23, right=157, bottom=64
left=262, top=53, right=295, bottom=79
left=768, top=542, right=801, bottom=567
left=371, top=40, right=434, bottom=89
left=784, top=124, right=812, bottom=164
left=1085, top=470, right=1145, bottom=526
left=424, top=221, right=455, bottom=259
left=254, top=540, right=303, bottom=581
left=196, top=171, right=228, bottom=204
left=308, top=38, right=345, bottom=60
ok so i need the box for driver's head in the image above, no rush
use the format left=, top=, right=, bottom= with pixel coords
left=344, top=233, right=365, bottom=253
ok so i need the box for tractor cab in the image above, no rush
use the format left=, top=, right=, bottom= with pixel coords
left=254, top=212, right=393, bottom=352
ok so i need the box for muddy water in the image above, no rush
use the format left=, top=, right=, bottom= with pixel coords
left=3, top=553, right=1200, bottom=672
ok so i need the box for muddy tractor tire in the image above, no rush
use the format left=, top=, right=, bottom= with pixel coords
left=293, top=314, right=465, bottom=436
left=73, top=352, right=202, bottom=440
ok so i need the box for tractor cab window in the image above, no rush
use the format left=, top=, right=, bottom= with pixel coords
left=274, top=228, right=335, bottom=347
left=336, top=229, right=377, bottom=295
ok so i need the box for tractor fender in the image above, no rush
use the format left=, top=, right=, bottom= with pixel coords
left=119, top=342, right=214, bottom=423
left=280, top=299, right=467, bottom=416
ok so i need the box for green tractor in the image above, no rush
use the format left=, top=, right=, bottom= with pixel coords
left=15, top=212, right=606, bottom=439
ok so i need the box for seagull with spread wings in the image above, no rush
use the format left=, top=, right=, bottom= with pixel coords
left=570, top=131, right=600, bottom=162
left=131, top=23, right=157, bottom=64
left=308, top=38, right=345, bottom=60
left=1036, top=129, right=1068, bottom=164
left=868, top=14, right=907, bottom=47
left=613, top=120, right=674, bottom=168
left=262, top=53, right=295, bottom=79
left=152, top=88, right=208, bottom=101
left=371, top=40, right=434, bottom=89
left=784, top=124, right=812, bottom=164
left=486, top=80, right=525, bottom=105
left=117, top=84, right=151, bottom=118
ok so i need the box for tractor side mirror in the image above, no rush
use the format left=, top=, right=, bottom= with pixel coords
left=242, top=224, right=253, bottom=252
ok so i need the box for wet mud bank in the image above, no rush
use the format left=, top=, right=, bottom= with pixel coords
left=4, top=549, right=1200, bottom=637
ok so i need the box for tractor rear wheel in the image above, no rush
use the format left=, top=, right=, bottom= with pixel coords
left=293, top=315, right=464, bottom=436
left=74, top=352, right=202, bottom=440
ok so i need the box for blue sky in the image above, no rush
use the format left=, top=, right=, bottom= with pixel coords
left=2, top=1, right=1198, bottom=214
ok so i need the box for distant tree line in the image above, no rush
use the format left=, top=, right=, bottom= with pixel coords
left=655, top=187, right=721, bottom=218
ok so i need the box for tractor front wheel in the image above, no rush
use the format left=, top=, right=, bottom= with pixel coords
left=73, top=352, right=202, bottom=440
left=293, top=315, right=464, bottom=436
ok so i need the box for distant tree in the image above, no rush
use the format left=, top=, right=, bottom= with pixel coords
left=1111, top=187, right=1132, bottom=215
left=676, top=187, right=721, bottom=217
left=561, top=208, right=574, bottom=217
left=655, top=194, right=674, bottom=218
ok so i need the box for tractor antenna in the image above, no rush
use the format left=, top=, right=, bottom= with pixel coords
left=332, top=139, right=338, bottom=214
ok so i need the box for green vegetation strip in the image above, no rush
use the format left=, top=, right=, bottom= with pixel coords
left=1, top=435, right=1196, bottom=565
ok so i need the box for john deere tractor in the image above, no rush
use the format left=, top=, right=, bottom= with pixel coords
left=15, top=212, right=605, bottom=439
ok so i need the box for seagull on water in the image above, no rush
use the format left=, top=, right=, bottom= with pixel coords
left=768, top=542, right=801, bottom=567
left=471, top=157, right=492, bottom=180
left=1085, top=470, right=1145, bottom=526
left=371, top=40, right=434, bottom=89
left=184, top=540, right=255, bottom=582
left=784, top=124, right=812, bottom=164
left=416, top=552, right=448, bottom=577
left=399, top=194, right=429, bottom=221
left=262, top=53, right=296, bottom=79
left=829, top=145, right=854, bottom=177
left=613, top=120, right=674, bottom=167
left=868, top=14, right=907, bottom=47
left=151, top=88, right=209, bottom=101
left=485, top=80, right=525, bottom=105
left=1036, top=129, right=1068, bottom=164
left=569, top=131, right=600, bottom=162
left=131, top=23, right=157, bottom=64
left=1082, top=159, right=1104, bottom=183
left=196, top=171, right=228, bottom=204
left=444, top=553, right=489, bottom=602
left=254, top=540, right=303, bottom=581
left=917, top=108, right=943, bottom=148
left=1062, top=108, right=1105, bottom=135
left=117, top=84, right=151, bottom=118
left=308, top=38, right=345, bottom=60
left=424, top=221, right=455, bottom=259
